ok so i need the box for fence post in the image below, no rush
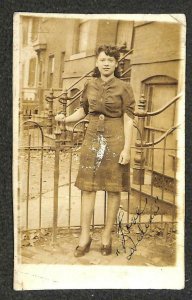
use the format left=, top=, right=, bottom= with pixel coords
left=133, top=94, right=147, bottom=185
left=59, top=88, right=69, bottom=142
left=47, top=88, right=54, bottom=135
left=52, top=122, right=61, bottom=245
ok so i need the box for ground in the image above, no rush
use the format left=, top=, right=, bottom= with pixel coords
left=20, top=226, right=176, bottom=266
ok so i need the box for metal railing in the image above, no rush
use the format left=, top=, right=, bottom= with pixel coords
left=132, top=92, right=183, bottom=185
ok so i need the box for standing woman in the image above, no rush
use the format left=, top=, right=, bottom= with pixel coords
left=55, top=45, right=135, bottom=257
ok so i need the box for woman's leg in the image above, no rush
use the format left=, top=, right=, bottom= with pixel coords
left=101, top=192, right=120, bottom=245
left=78, top=191, right=96, bottom=247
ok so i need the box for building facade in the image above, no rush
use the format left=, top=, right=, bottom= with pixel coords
left=19, top=16, right=184, bottom=176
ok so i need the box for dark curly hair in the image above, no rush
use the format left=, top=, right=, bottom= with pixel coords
left=92, top=45, right=121, bottom=78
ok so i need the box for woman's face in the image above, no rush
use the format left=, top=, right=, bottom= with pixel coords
left=96, top=51, right=118, bottom=77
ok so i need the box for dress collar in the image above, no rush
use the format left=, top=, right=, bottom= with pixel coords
left=97, top=76, right=116, bottom=86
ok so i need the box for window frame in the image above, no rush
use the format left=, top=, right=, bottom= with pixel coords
left=47, top=54, right=55, bottom=89
left=77, top=20, right=90, bottom=54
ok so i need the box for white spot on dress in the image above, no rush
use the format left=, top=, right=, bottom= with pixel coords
left=95, top=134, right=107, bottom=169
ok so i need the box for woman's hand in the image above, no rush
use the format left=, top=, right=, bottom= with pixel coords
left=55, top=113, right=65, bottom=122
left=118, top=149, right=130, bottom=165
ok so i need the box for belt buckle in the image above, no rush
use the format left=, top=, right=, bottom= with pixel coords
left=99, top=114, right=104, bottom=120
left=97, top=114, right=105, bottom=132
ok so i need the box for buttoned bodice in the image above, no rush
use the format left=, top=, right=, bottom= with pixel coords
left=80, top=77, right=135, bottom=119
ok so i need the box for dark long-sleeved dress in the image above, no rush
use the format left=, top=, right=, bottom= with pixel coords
left=75, top=76, right=135, bottom=192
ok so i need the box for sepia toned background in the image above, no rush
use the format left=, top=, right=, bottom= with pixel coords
left=16, top=15, right=185, bottom=271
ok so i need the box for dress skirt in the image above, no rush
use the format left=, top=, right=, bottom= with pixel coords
left=75, top=114, right=130, bottom=192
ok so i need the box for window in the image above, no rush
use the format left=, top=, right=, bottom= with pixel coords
left=59, top=52, right=65, bottom=88
left=31, top=18, right=39, bottom=42
left=116, top=21, right=134, bottom=50
left=78, top=21, right=90, bottom=53
left=47, top=55, right=55, bottom=88
left=28, top=58, right=36, bottom=87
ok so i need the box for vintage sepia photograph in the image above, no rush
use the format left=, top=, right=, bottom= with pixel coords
left=13, top=13, right=185, bottom=289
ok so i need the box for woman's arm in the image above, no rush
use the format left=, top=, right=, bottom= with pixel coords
left=118, top=113, right=134, bottom=165
left=65, top=107, right=86, bottom=123
left=55, top=107, right=86, bottom=123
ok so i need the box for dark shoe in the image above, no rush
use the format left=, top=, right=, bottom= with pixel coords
left=74, top=238, right=92, bottom=257
left=101, top=240, right=112, bottom=256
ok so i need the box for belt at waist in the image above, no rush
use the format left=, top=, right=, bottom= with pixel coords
left=89, top=113, right=122, bottom=119
left=88, top=114, right=123, bottom=132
